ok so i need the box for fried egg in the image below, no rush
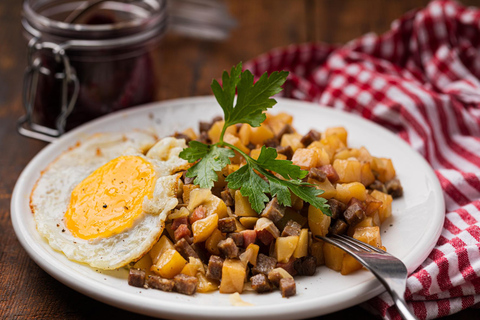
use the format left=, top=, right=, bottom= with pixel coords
left=30, top=131, right=189, bottom=270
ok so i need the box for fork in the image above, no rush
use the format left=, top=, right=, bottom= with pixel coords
left=316, top=234, right=417, bottom=320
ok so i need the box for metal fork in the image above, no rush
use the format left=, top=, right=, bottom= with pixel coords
left=316, top=234, right=417, bottom=320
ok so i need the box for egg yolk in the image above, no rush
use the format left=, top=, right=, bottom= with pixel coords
left=64, top=155, right=156, bottom=240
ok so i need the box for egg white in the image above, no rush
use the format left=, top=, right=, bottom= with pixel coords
left=30, top=132, right=189, bottom=270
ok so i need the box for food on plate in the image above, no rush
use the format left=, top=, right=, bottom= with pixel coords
left=126, top=63, right=403, bottom=297
left=30, top=131, right=189, bottom=269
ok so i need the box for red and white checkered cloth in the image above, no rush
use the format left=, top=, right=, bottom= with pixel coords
left=245, top=1, right=480, bottom=319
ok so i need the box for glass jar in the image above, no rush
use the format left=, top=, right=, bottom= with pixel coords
left=20, top=0, right=167, bottom=142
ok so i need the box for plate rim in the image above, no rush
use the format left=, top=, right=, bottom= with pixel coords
left=11, top=95, right=445, bottom=319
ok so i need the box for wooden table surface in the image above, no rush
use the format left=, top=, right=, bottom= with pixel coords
left=1, top=0, right=479, bottom=319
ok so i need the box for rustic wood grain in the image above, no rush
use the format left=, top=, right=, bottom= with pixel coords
left=1, top=0, right=478, bottom=319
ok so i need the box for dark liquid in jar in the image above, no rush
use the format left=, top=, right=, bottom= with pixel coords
left=32, top=13, right=159, bottom=130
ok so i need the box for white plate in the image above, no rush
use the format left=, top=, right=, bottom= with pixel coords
left=11, top=96, right=444, bottom=320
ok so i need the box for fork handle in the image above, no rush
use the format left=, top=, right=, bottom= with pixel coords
left=392, top=292, right=417, bottom=320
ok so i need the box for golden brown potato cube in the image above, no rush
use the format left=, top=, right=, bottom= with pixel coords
left=219, top=259, right=246, bottom=293
left=324, top=127, right=348, bottom=145
left=333, top=148, right=360, bottom=161
left=292, top=148, right=319, bottom=170
left=341, top=254, right=362, bottom=275
left=365, top=194, right=383, bottom=216
left=333, top=158, right=363, bottom=183
left=133, top=253, right=153, bottom=276
left=335, top=182, right=367, bottom=204
left=239, top=243, right=260, bottom=266
left=180, top=257, right=204, bottom=277
left=192, top=214, right=219, bottom=243
left=347, top=217, right=374, bottom=237
left=149, top=235, right=175, bottom=264
left=208, top=121, right=236, bottom=144
left=371, top=157, right=396, bottom=183
left=370, top=190, right=393, bottom=222
left=238, top=124, right=251, bottom=146
left=360, top=162, right=376, bottom=187
left=235, top=190, right=257, bottom=217
left=151, top=249, right=187, bottom=279
left=249, top=124, right=275, bottom=145
left=205, top=228, right=226, bottom=255
left=239, top=217, right=258, bottom=229
left=275, top=236, right=299, bottom=263
left=319, top=135, right=346, bottom=159
left=250, top=148, right=286, bottom=160
left=224, top=133, right=250, bottom=163
left=197, top=272, right=219, bottom=293
left=308, top=177, right=337, bottom=199
left=187, top=188, right=228, bottom=218
left=182, top=127, right=198, bottom=141
left=357, top=146, right=373, bottom=163
left=280, top=133, right=304, bottom=152
left=353, top=226, right=382, bottom=248
left=183, top=184, right=199, bottom=204
left=323, top=242, right=344, bottom=272
left=308, top=142, right=333, bottom=164
left=308, top=205, right=331, bottom=237
left=310, top=240, right=325, bottom=266
left=293, top=229, right=309, bottom=259
left=222, top=164, right=240, bottom=176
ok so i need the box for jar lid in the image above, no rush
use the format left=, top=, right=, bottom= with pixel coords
left=23, top=0, right=167, bottom=49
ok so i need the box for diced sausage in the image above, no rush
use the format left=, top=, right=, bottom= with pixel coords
left=218, top=217, right=236, bottom=233
left=241, top=230, right=257, bottom=248
left=275, top=123, right=295, bottom=140
left=318, top=164, right=339, bottom=184
left=300, top=129, right=321, bottom=147
left=276, top=259, right=297, bottom=277
left=218, top=238, right=239, bottom=258
left=174, top=224, right=192, bottom=242
left=280, top=278, right=296, bottom=298
left=171, top=216, right=188, bottom=231
left=250, top=273, right=273, bottom=293
left=329, top=219, right=348, bottom=235
left=261, top=197, right=285, bottom=223
left=173, top=274, right=198, bottom=295
left=128, top=268, right=145, bottom=288
left=276, top=145, right=294, bottom=160
left=189, top=206, right=206, bottom=224
left=197, top=131, right=210, bottom=144
left=327, top=198, right=346, bottom=220
left=227, top=232, right=244, bottom=247
left=293, top=256, right=317, bottom=276
left=172, top=132, right=191, bottom=144
left=206, top=255, right=224, bottom=281
left=369, top=179, right=387, bottom=193
left=385, top=178, right=403, bottom=198
left=174, top=238, right=199, bottom=260
left=264, top=137, right=280, bottom=148
left=220, top=189, right=234, bottom=207
left=343, top=202, right=366, bottom=226
left=255, top=218, right=280, bottom=246
left=308, top=167, right=327, bottom=182
left=281, top=220, right=301, bottom=237
left=252, top=254, right=277, bottom=275
left=145, top=275, right=175, bottom=291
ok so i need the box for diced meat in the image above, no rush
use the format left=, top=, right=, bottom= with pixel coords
left=227, top=232, right=244, bottom=247
left=218, top=238, right=239, bottom=258
left=260, top=197, right=285, bottom=223
left=276, top=145, right=294, bottom=160
left=206, top=255, right=223, bottom=281
left=308, top=167, right=327, bottom=182
left=329, top=219, right=348, bottom=235
left=343, top=202, right=366, bottom=226
left=250, top=273, right=273, bottom=293
left=189, top=206, right=206, bottom=224
left=174, top=224, right=192, bottom=242
left=174, top=238, right=199, bottom=260
left=128, top=268, right=145, bottom=288
left=220, top=189, right=234, bottom=207
left=280, top=278, right=296, bottom=298
left=275, top=123, right=295, bottom=140
left=252, top=254, right=277, bottom=275
left=293, top=256, right=317, bottom=276
left=197, top=131, right=210, bottom=144
left=255, top=218, right=280, bottom=246
left=327, top=198, right=346, bottom=220
left=218, top=217, right=237, bottom=233
left=145, top=275, right=175, bottom=291
left=281, top=220, right=301, bottom=237
left=264, top=137, right=280, bottom=148
left=267, top=269, right=284, bottom=287
left=173, top=274, right=198, bottom=295
left=276, top=259, right=297, bottom=277
left=300, top=129, right=321, bottom=147
left=171, top=216, right=188, bottom=231
left=318, top=164, right=339, bottom=183
left=385, top=178, right=403, bottom=198
left=348, top=197, right=366, bottom=210
left=241, top=230, right=257, bottom=248
left=172, top=132, right=191, bottom=144
left=369, top=179, right=387, bottom=193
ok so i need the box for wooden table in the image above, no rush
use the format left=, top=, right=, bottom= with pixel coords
left=1, top=0, right=479, bottom=319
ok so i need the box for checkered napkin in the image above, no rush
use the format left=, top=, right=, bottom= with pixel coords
left=245, top=0, right=480, bottom=318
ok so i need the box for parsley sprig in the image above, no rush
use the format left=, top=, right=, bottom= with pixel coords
left=179, top=62, right=331, bottom=215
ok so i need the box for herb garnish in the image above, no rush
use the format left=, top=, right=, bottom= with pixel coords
left=179, top=62, right=331, bottom=215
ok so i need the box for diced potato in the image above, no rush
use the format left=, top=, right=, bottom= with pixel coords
left=365, top=193, right=382, bottom=216
left=370, top=190, right=393, bottom=222
left=310, top=240, right=325, bottom=266
left=182, top=127, right=197, bottom=141
left=347, top=217, right=374, bottom=237
left=176, top=178, right=184, bottom=198
left=182, top=184, right=199, bottom=204
left=324, top=127, right=348, bottom=145
left=181, top=257, right=205, bottom=277
left=168, top=207, right=190, bottom=220
left=234, top=219, right=247, bottom=232
left=357, top=146, right=373, bottom=163
left=341, top=253, right=362, bottom=275
left=133, top=253, right=153, bottom=274
left=192, top=214, right=219, bottom=243
left=371, top=157, right=396, bottom=183
left=319, top=134, right=346, bottom=159
left=280, top=133, right=304, bottom=152
left=265, top=112, right=294, bottom=136
left=292, top=148, right=319, bottom=170
left=333, top=159, right=362, bottom=183
left=238, top=124, right=251, bottom=145
left=335, top=182, right=366, bottom=204
left=293, top=229, right=309, bottom=258
left=149, top=235, right=174, bottom=264
left=308, top=205, right=331, bottom=237
left=224, top=133, right=250, bottom=163
left=360, top=162, right=376, bottom=186
left=219, top=259, right=246, bottom=293
left=151, top=249, right=187, bottom=279
left=187, top=188, right=228, bottom=218
left=205, top=228, right=225, bottom=255
left=208, top=121, right=236, bottom=144
left=249, top=124, right=275, bottom=145
left=308, top=177, right=337, bottom=199
left=333, top=148, right=360, bottom=161
left=250, top=148, right=287, bottom=160
left=353, top=226, right=382, bottom=248
left=239, top=217, right=258, bottom=229
left=235, top=190, right=257, bottom=217
left=275, top=236, right=299, bottom=263
left=323, top=242, right=344, bottom=272
left=308, top=143, right=331, bottom=166
left=222, top=164, right=240, bottom=176
left=197, top=272, right=219, bottom=293
left=239, top=243, right=260, bottom=266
